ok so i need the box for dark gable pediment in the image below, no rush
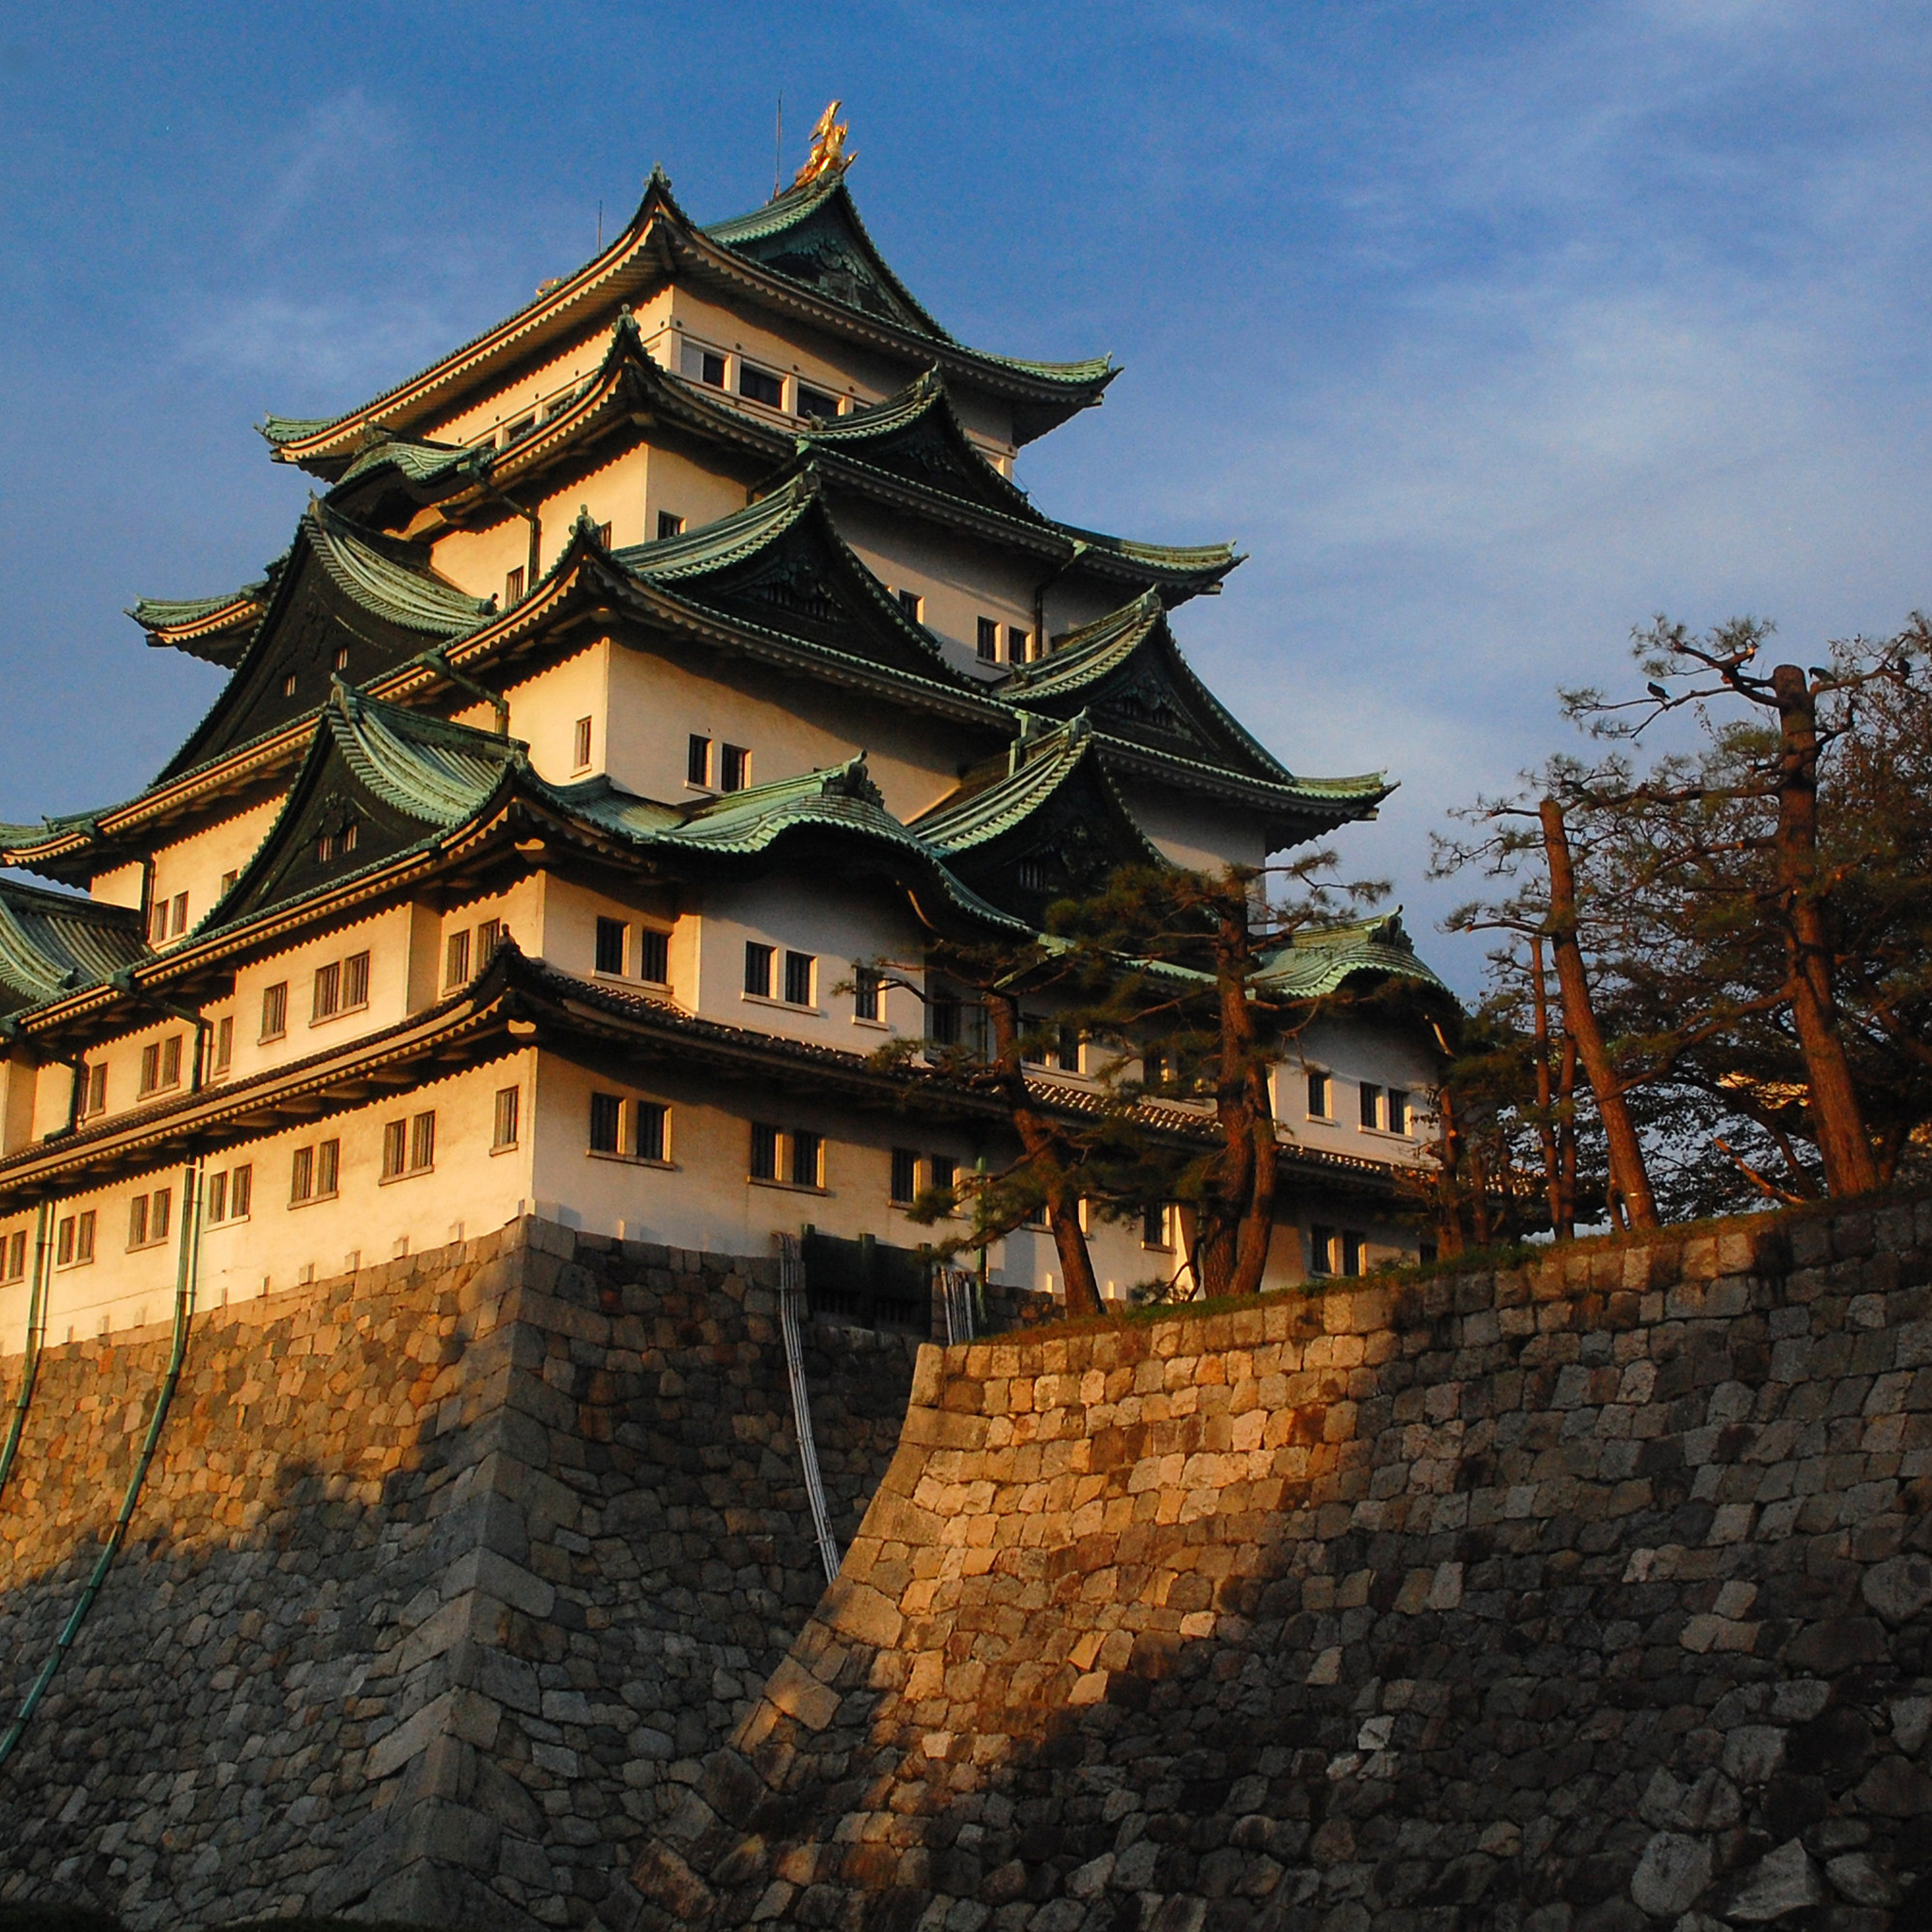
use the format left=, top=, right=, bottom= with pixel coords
left=720, top=192, right=933, bottom=335
left=836, top=409, right=1030, bottom=521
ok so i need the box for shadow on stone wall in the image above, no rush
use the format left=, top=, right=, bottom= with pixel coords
left=633, top=1207, right=1932, bottom=1932
left=0, top=1222, right=920, bottom=1932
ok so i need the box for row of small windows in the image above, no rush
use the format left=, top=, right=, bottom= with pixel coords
left=1308, top=1224, right=1371, bottom=1278
left=444, top=918, right=506, bottom=991
left=594, top=917, right=669, bottom=984
left=688, top=734, right=750, bottom=791
left=744, top=942, right=816, bottom=1008
left=589, top=1092, right=669, bottom=1163
left=679, top=339, right=848, bottom=423
left=975, top=618, right=1036, bottom=666
left=1305, top=1071, right=1414, bottom=1136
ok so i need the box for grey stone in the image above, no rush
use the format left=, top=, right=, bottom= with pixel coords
left=1824, top=1853, right=1897, bottom=1907
left=1629, top=1833, right=1711, bottom=1917
left=1724, top=1840, right=1825, bottom=1922
left=1861, top=1552, right=1932, bottom=1624
left=1721, top=1727, right=1785, bottom=1788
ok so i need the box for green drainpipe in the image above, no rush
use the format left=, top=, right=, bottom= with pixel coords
left=0, top=1158, right=204, bottom=1772
left=0, top=1201, right=53, bottom=1507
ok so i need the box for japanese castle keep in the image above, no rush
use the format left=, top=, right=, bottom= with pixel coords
left=0, top=120, right=1476, bottom=1928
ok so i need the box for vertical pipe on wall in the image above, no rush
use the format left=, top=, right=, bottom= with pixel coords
left=0, top=1160, right=203, bottom=1772
left=0, top=1200, right=53, bottom=1507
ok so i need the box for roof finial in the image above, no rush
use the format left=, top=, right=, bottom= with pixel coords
left=790, top=100, right=854, bottom=191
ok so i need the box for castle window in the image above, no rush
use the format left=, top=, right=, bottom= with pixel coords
left=502, top=414, right=536, bottom=445
left=750, top=1122, right=779, bottom=1181
left=316, top=817, right=358, bottom=865
left=687, top=735, right=712, bottom=787
left=1388, top=1090, right=1410, bottom=1135
left=743, top=942, right=774, bottom=999
left=492, top=1086, right=520, bottom=1151
left=895, top=590, right=924, bottom=623
left=1141, top=1203, right=1173, bottom=1251
left=595, top=522, right=612, bottom=550
left=127, top=1188, right=171, bottom=1251
left=738, top=361, right=783, bottom=408
left=1358, top=1083, right=1385, bottom=1132
left=138, top=1035, right=183, bottom=1097
left=334, top=646, right=350, bottom=673
left=1017, top=859, right=1051, bottom=894
left=594, top=918, right=625, bottom=975
left=658, top=511, right=686, bottom=540
left=797, top=383, right=840, bottom=422
left=477, top=918, right=503, bottom=960
left=219, top=869, right=239, bottom=898
left=81, top=1062, right=107, bottom=1117
left=505, top=566, right=525, bottom=606
left=445, top=928, right=471, bottom=988
left=783, top=949, right=815, bottom=1008
left=573, top=716, right=592, bottom=771
left=721, top=743, right=750, bottom=791
left=590, top=1092, right=623, bottom=1154
left=1308, top=1224, right=1334, bottom=1276
left=1340, top=1231, right=1365, bottom=1276
left=634, top=1100, right=668, bottom=1162
left=1008, top=625, right=1031, bottom=662
left=56, top=1210, right=95, bottom=1268
left=854, top=966, right=883, bottom=1023
left=681, top=341, right=726, bottom=388
left=170, top=891, right=189, bottom=938
left=890, top=1147, right=918, bottom=1206
left=928, top=994, right=961, bottom=1048
left=312, top=951, right=370, bottom=1023
left=637, top=927, right=669, bottom=984
left=751, top=1121, right=825, bottom=1191
left=291, top=1138, right=341, bottom=1205
left=2, top=1231, right=25, bottom=1283
left=213, top=1017, right=233, bottom=1074
left=1307, top=1070, right=1331, bottom=1120
left=208, top=1164, right=252, bottom=1224
left=282, top=674, right=298, bottom=699
left=976, top=617, right=1000, bottom=663
left=260, top=981, right=289, bottom=1042
left=928, top=1153, right=957, bottom=1200
left=791, top=1129, right=823, bottom=1189
left=1054, top=1025, right=1081, bottom=1074
left=381, top=1110, right=436, bottom=1181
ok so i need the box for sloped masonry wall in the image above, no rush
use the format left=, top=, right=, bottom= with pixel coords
left=635, top=1197, right=1932, bottom=1932
left=0, top=1219, right=921, bottom=1931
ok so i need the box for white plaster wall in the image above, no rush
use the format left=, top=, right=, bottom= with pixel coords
left=1279, top=1013, right=1442, bottom=1172
left=450, top=640, right=608, bottom=789
left=1116, top=782, right=1273, bottom=874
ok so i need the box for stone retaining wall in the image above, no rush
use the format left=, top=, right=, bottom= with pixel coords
left=636, top=1200, right=1932, bottom=1932
left=0, top=1220, right=920, bottom=1931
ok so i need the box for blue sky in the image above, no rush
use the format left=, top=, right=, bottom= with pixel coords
left=2, top=2, right=1927, bottom=991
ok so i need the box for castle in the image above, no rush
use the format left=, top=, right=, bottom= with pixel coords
left=0, top=115, right=1444, bottom=1360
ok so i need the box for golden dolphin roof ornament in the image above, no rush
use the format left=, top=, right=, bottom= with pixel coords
left=791, top=100, right=855, bottom=190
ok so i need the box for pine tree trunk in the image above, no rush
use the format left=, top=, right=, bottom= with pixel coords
left=1433, top=1079, right=1468, bottom=1257
left=1204, top=887, right=1276, bottom=1297
left=1527, top=937, right=1572, bottom=1240
left=1769, top=665, right=1879, bottom=1197
left=985, top=991, right=1102, bottom=1314
left=1540, top=797, right=1659, bottom=1228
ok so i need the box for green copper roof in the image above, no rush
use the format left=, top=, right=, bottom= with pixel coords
left=307, top=503, right=494, bottom=635
left=333, top=434, right=484, bottom=490
left=0, top=879, right=145, bottom=1014
left=128, top=592, right=249, bottom=630
left=259, top=416, right=335, bottom=447
left=1256, top=912, right=1452, bottom=1002
left=325, top=684, right=525, bottom=826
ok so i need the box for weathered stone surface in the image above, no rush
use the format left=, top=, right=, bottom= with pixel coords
left=0, top=1220, right=920, bottom=1929
left=1630, top=1832, right=1712, bottom=1916
left=1724, top=1839, right=1826, bottom=1921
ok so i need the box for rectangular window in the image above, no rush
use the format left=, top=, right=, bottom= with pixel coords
left=161, top=1035, right=181, bottom=1088
left=150, top=1188, right=171, bottom=1244
left=231, top=1163, right=253, bottom=1220
left=128, top=1194, right=149, bottom=1249
left=139, top=1043, right=159, bottom=1095
left=1142, top=1202, right=1172, bottom=1250
left=147, top=899, right=168, bottom=946
left=316, top=1139, right=340, bottom=1197
left=291, top=1145, right=314, bottom=1204
left=1340, top=1230, right=1365, bottom=1277
left=637, top=926, right=670, bottom=983
left=573, top=716, right=592, bottom=771
left=797, top=383, right=840, bottom=421
left=1055, top=1024, right=1081, bottom=1074
left=381, top=1115, right=434, bottom=1179
left=750, top=1122, right=780, bottom=1182
left=721, top=743, right=750, bottom=791
left=381, top=1119, right=407, bottom=1180
left=493, top=1086, right=520, bottom=1150
left=219, top=868, right=239, bottom=898
left=687, top=734, right=711, bottom=786
left=976, top=616, right=1000, bottom=663
left=316, top=816, right=358, bottom=865
left=590, top=1092, right=624, bottom=1155
left=896, top=589, right=924, bottom=623
left=1307, top=1070, right=1330, bottom=1120
left=408, top=1111, right=435, bottom=1174
left=1308, top=1224, right=1334, bottom=1276
left=595, top=917, right=626, bottom=975
left=312, top=960, right=341, bottom=1021
left=1358, top=1083, right=1383, bottom=1131
left=738, top=361, right=783, bottom=408
left=505, top=566, right=525, bottom=605
left=890, top=1147, right=919, bottom=1206
left=445, top=928, right=472, bottom=988
left=3, top=1230, right=25, bottom=1282
left=57, top=1215, right=74, bottom=1266
left=791, top=1129, right=823, bottom=1190
left=213, top=1017, right=233, bottom=1075
left=928, top=995, right=961, bottom=1047
left=783, top=950, right=815, bottom=1007
left=1008, top=625, right=1030, bottom=662
left=928, top=1153, right=957, bottom=1199
left=83, top=1062, right=107, bottom=1116
left=658, top=510, right=686, bottom=540
left=854, top=966, right=883, bottom=1023
left=476, top=918, right=502, bottom=959
left=1388, top=1089, right=1409, bottom=1135
left=743, top=941, right=774, bottom=998
left=634, top=1100, right=668, bottom=1163
left=208, top=1171, right=227, bottom=1224
left=170, top=891, right=189, bottom=938
left=700, top=350, right=725, bottom=388
left=261, top=981, right=289, bottom=1042
left=595, top=522, right=613, bottom=550
left=75, top=1210, right=94, bottom=1264
left=342, top=953, right=370, bottom=1010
